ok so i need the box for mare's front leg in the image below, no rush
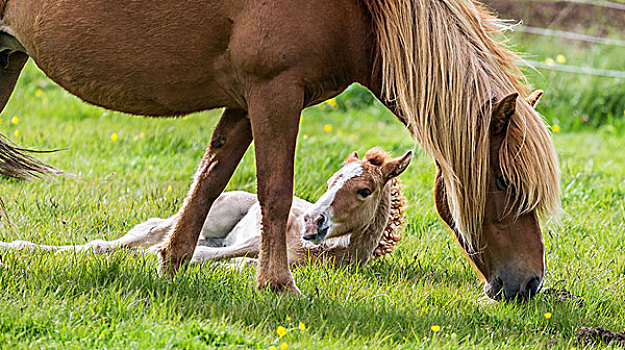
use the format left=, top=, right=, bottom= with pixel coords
left=158, top=109, right=252, bottom=275
left=248, top=81, right=302, bottom=294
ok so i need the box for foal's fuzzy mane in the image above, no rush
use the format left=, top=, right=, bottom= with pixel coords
left=363, top=146, right=392, bottom=166
left=365, top=0, right=561, bottom=250
left=372, top=176, right=405, bottom=258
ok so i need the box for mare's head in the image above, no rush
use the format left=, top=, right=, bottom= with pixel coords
left=435, top=90, right=557, bottom=301
left=302, top=148, right=412, bottom=243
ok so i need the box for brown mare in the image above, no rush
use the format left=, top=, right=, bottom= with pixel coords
left=0, top=0, right=560, bottom=300
left=1, top=148, right=410, bottom=267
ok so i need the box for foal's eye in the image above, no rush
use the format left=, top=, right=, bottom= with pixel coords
left=495, top=176, right=509, bottom=191
left=357, top=188, right=372, bottom=198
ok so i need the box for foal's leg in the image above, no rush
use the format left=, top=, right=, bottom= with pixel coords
left=248, top=82, right=302, bottom=294
left=158, top=109, right=252, bottom=275
left=0, top=216, right=175, bottom=253
left=190, top=236, right=260, bottom=264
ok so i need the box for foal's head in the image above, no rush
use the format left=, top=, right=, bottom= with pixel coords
left=302, top=148, right=413, bottom=243
left=435, top=90, right=554, bottom=301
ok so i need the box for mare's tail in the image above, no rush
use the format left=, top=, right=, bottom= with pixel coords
left=0, top=133, right=61, bottom=179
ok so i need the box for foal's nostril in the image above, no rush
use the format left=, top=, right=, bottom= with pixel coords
left=316, top=214, right=326, bottom=227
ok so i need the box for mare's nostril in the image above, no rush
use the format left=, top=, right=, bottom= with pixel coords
left=484, top=276, right=504, bottom=301
left=523, top=276, right=542, bottom=299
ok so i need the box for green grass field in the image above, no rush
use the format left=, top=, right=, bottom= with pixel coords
left=1, top=54, right=625, bottom=349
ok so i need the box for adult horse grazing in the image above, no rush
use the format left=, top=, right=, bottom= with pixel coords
left=1, top=148, right=411, bottom=267
left=0, top=0, right=560, bottom=300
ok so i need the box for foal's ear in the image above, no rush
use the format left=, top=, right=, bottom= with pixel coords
left=491, top=93, right=518, bottom=136
left=382, top=151, right=413, bottom=180
left=344, top=151, right=359, bottom=164
left=526, top=90, right=543, bottom=108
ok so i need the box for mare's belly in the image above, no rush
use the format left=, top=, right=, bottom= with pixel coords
left=6, top=0, right=242, bottom=115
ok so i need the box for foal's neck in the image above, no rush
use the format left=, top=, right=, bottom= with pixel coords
left=346, top=181, right=392, bottom=263
left=318, top=181, right=392, bottom=265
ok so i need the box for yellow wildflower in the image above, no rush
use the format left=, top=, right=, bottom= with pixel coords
left=298, top=322, right=306, bottom=331
left=11, top=116, right=18, bottom=125
left=552, top=125, right=561, bottom=133
left=302, top=135, right=309, bottom=140
left=431, top=325, right=441, bottom=332
left=326, top=98, right=338, bottom=109
left=544, top=312, right=552, bottom=319
left=280, top=343, right=288, bottom=350
left=182, top=115, right=188, bottom=120
left=111, top=133, right=118, bottom=142
left=269, top=347, right=278, bottom=350
left=0, top=118, right=3, bottom=124
left=167, top=185, right=173, bottom=192
left=556, top=55, right=566, bottom=64
left=323, top=124, right=332, bottom=132
left=276, top=326, right=287, bottom=338
left=13, top=130, right=19, bottom=138
left=140, top=132, right=145, bottom=139
left=286, top=316, right=291, bottom=321
left=545, top=58, right=555, bottom=66
left=35, top=89, right=43, bottom=97
left=451, top=332, right=457, bottom=339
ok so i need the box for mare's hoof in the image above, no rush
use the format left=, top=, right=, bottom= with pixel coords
left=257, top=274, right=302, bottom=296
left=157, top=248, right=184, bottom=278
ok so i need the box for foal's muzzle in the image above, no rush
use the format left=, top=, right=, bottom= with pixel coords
left=302, top=212, right=329, bottom=244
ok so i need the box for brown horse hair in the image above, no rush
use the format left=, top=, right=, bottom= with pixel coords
left=365, top=0, right=561, bottom=251
left=372, top=177, right=405, bottom=259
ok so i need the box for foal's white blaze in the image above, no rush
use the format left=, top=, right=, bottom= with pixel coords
left=303, top=162, right=363, bottom=236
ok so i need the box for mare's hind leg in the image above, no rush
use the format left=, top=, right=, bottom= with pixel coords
left=158, top=109, right=253, bottom=275
left=0, top=51, right=27, bottom=112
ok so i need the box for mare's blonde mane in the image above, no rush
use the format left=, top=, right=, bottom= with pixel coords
left=366, top=0, right=561, bottom=250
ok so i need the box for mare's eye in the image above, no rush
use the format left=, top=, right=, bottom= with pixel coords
left=495, top=176, right=509, bottom=191
left=357, top=188, right=372, bottom=198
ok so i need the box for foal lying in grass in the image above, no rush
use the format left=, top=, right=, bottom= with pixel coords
left=1, top=148, right=411, bottom=266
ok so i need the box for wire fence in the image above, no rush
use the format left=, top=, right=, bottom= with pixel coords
left=535, top=0, right=625, bottom=11
left=518, top=26, right=625, bottom=47
left=521, top=60, right=625, bottom=79
left=510, top=0, right=625, bottom=79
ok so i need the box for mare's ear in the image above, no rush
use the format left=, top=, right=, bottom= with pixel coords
left=526, top=90, right=543, bottom=108
left=382, top=151, right=413, bottom=180
left=344, top=151, right=359, bottom=164
left=491, top=93, right=518, bottom=136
